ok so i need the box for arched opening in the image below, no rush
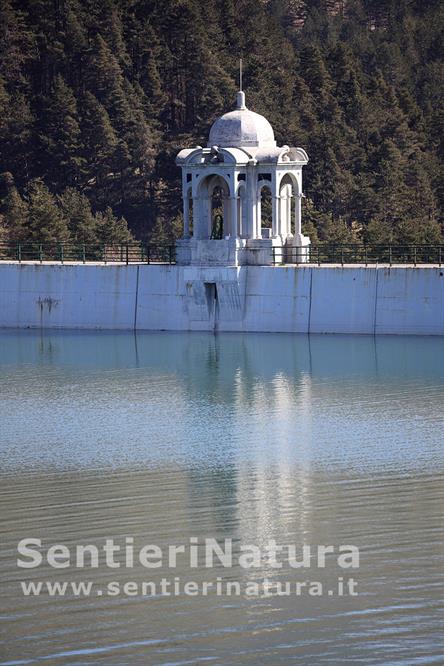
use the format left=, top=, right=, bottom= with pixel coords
left=210, top=184, right=225, bottom=239
left=196, top=174, right=231, bottom=240
left=237, top=183, right=247, bottom=238
left=183, top=187, right=193, bottom=238
left=279, top=173, right=300, bottom=238
left=258, top=184, right=272, bottom=239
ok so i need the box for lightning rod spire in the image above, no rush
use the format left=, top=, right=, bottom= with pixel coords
left=236, top=57, right=246, bottom=109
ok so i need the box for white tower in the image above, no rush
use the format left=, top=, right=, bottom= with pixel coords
left=176, top=89, right=310, bottom=266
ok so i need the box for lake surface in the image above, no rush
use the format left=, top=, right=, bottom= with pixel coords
left=0, top=331, right=443, bottom=665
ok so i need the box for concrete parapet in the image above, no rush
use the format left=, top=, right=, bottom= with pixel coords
left=0, top=263, right=442, bottom=335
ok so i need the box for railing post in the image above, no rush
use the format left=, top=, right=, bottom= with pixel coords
left=318, top=246, right=320, bottom=266
left=17, top=243, right=21, bottom=263
left=82, top=243, right=86, bottom=264
left=39, top=243, right=43, bottom=263
left=168, top=245, right=173, bottom=264
left=364, top=245, right=368, bottom=267
left=125, top=244, right=129, bottom=265
left=59, top=243, right=64, bottom=264
left=389, top=246, right=392, bottom=266
left=272, top=246, right=276, bottom=265
left=439, top=246, right=442, bottom=267
left=413, top=245, right=417, bottom=266
left=103, top=244, right=106, bottom=264
left=147, top=246, right=150, bottom=264
left=341, top=247, right=344, bottom=266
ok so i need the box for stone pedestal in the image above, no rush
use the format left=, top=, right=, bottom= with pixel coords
left=176, top=238, right=192, bottom=265
left=289, top=233, right=311, bottom=263
left=176, top=238, right=248, bottom=266
left=245, top=238, right=283, bottom=265
left=176, top=235, right=310, bottom=266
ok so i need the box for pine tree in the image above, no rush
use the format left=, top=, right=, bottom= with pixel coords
left=0, top=0, right=33, bottom=88
left=80, top=91, right=117, bottom=203
left=87, top=34, right=126, bottom=112
left=126, top=22, right=166, bottom=121
left=112, top=140, right=132, bottom=208
left=95, top=207, right=133, bottom=244
left=0, top=82, right=34, bottom=187
left=58, top=188, right=99, bottom=244
left=402, top=158, right=441, bottom=245
left=38, top=75, right=84, bottom=190
left=0, top=172, right=29, bottom=241
left=0, top=0, right=442, bottom=245
left=368, top=139, right=410, bottom=242
left=27, top=179, right=70, bottom=243
left=300, top=45, right=332, bottom=105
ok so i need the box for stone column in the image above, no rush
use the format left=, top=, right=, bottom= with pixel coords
left=294, top=193, right=302, bottom=237
left=203, top=196, right=212, bottom=239
left=246, top=170, right=256, bottom=239
left=237, top=196, right=243, bottom=238
left=229, top=196, right=238, bottom=238
left=279, top=191, right=286, bottom=237
left=182, top=195, right=190, bottom=238
left=272, top=195, right=280, bottom=238
left=256, top=194, right=261, bottom=239
left=286, top=187, right=292, bottom=236
left=222, top=198, right=229, bottom=238
left=195, top=196, right=210, bottom=239
left=193, top=196, right=201, bottom=238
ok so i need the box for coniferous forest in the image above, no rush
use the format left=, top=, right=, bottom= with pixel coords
left=0, top=0, right=443, bottom=247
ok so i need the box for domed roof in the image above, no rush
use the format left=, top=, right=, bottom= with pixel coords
left=208, top=92, right=276, bottom=149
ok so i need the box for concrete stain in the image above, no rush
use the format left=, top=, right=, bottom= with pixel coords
left=37, top=297, right=59, bottom=314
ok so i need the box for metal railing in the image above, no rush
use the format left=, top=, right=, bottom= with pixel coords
left=271, top=244, right=444, bottom=266
left=0, top=242, right=176, bottom=265
left=0, top=241, right=442, bottom=266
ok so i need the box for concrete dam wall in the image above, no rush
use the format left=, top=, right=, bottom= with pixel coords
left=0, top=263, right=443, bottom=335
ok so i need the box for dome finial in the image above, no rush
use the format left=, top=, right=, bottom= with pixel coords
left=236, top=57, right=246, bottom=110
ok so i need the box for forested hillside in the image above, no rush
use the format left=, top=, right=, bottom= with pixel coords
left=0, top=0, right=443, bottom=246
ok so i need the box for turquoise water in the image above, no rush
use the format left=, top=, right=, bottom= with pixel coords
left=0, top=331, right=443, bottom=664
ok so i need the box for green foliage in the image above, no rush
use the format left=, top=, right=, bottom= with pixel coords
left=95, top=207, right=133, bottom=244
left=0, top=0, right=442, bottom=245
left=38, top=75, right=85, bottom=190
left=57, top=188, right=98, bottom=244
left=0, top=172, right=29, bottom=241
left=27, top=179, right=70, bottom=243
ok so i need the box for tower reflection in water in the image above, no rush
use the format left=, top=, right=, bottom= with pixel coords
left=1, top=330, right=443, bottom=664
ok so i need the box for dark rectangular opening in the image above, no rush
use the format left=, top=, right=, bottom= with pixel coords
left=204, top=282, right=218, bottom=318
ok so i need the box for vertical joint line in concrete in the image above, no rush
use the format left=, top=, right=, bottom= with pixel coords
left=373, top=267, right=379, bottom=336
left=307, top=267, right=313, bottom=334
left=134, top=265, right=140, bottom=331
left=242, top=266, right=248, bottom=321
